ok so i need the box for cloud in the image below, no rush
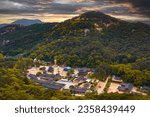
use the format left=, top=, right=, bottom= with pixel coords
left=0, top=1, right=27, bottom=9
left=0, top=0, right=97, bottom=15
left=106, top=0, right=150, bottom=17
left=0, top=0, right=149, bottom=24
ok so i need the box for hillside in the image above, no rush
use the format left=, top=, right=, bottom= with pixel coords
left=48, top=11, right=121, bottom=39
left=1, top=11, right=149, bottom=67
left=29, top=11, right=150, bottom=67
left=0, top=23, right=57, bottom=56
left=0, top=11, right=150, bottom=99
left=27, top=12, right=150, bottom=87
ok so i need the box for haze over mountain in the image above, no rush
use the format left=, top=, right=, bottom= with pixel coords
left=12, top=19, right=42, bottom=26
left=0, top=24, right=8, bottom=28
left=0, top=19, right=43, bottom=28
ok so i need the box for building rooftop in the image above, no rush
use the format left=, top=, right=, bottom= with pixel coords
left=77, top=67, right=91, bottom=72
left=63, top=67, right=71, bottom=71
left=71, top=87, right=87, bottom=94
left=36, top=80, right=49, bottom=85
left=48, top=66, right=54, bottom=72
left=56, top=79, right=74, bottom=85
left=39, top=67, right=46, bottom=71
left=56, top=79, right=75, bottom=89
left=143, top=86, right=150, bottom=90
left=40, top=73, right=53, bottom=78
left=118, top=83, right=133, bottom=92
left=28, top=74, right=38, bottom=81
left=47, top=83, right=66, bottom=90
left=54, top=73, right=61, bottom=78
left=76, top=77, right=87, bottom=81
left=83, top=82, right=91, bottom=88
left=112, top=75, right=122, bottom=80
left=78, top=71, right=88, bottom=76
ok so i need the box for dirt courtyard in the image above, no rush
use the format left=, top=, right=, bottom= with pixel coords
left=107, top=82, right=123, bottom=94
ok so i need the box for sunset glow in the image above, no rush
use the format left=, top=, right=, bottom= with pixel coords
left=0, top=0, right=149, bottom=24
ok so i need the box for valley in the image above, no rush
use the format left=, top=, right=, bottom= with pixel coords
left=0, top=11, right=150, bottom=100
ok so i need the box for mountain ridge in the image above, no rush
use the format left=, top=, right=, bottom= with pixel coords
left=12, top=19, right=42, bottom=26
left=0, top=19, right=43, bottom=28
left=48, top=11, right=122, bottom=39
left=0, top=11, right=149, bottom=65
left=0, top=11, right=150, bottom=88
left=28, top=11, right=150, bottom=68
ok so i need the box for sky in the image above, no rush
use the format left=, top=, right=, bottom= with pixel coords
left=0, top=0, right=150, bottom=24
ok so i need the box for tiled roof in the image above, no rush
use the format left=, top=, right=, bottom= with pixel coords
left=71, top=87, right=87, bottom=93
left=47, top=83, right=66, bottom=90
left=118, top=83, right=133, bottom=92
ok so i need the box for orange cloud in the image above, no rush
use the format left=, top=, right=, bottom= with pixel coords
left=0, top=14, right=78, bottom=23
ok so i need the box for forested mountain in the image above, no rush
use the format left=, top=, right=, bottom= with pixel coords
left=28, top=11, right=150, bottom=87
left=0, top=11, right=150, bottom=99
left=48, top=11, right=121, bottom=39
left=0, top=23, right=57, bottom=56
left=29, top=11, right=150, bottom=67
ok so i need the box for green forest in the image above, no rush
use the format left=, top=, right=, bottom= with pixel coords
left=0, top=55, right=150, bottom=100
left=0, top=11, right=150, bottom=100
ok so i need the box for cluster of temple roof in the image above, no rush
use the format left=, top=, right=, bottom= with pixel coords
left=27, top=65, right=97, bottom=95
left=27, top=65, right=150, bottom=96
